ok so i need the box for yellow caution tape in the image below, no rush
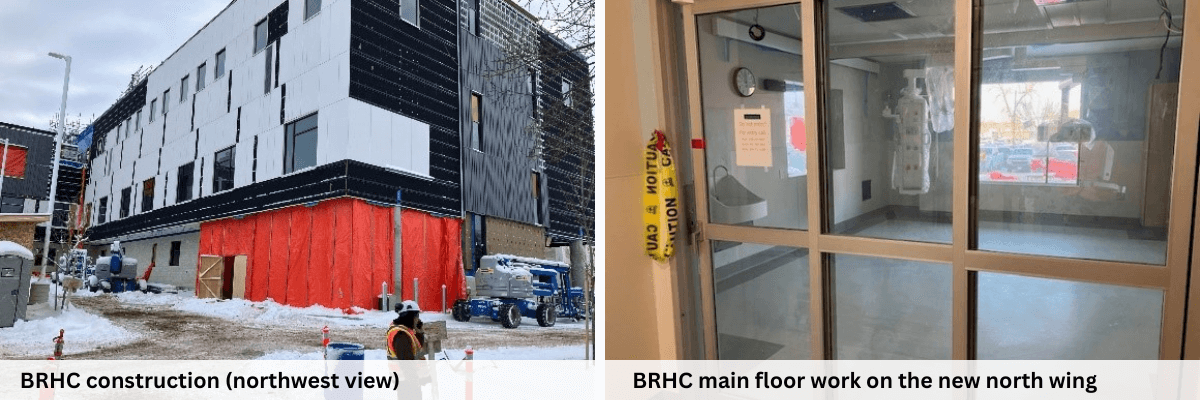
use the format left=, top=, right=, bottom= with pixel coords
left=644, top=130, right=679, bottom=262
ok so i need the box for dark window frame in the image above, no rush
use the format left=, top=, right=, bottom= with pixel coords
left=254, top=18, right=269, bottom=54
left=142, top=178, right=155, bottom=212
left=98, top=197, right=108, bottom=224
left=470, top=92, right=483, bottom=151
left=283, top=113, right=319, bottom=174
left=215, top=49, right=227, bottom=79
left=169, top=241, right=182, bottom=266
left=197, top=63, right=207, bottom=91
left=213, top=145, right=236, bottom=193
left=119, top=187, right=131, bottom=219
left=305, top=0, right=321, bottom=20
left=176, top=162, right=195, bottom=203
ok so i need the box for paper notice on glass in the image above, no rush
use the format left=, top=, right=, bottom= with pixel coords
left=735, top=108, right=772, bottom=167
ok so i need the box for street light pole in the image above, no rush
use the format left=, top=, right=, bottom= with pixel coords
left=42, top=52, right=70, bottom=280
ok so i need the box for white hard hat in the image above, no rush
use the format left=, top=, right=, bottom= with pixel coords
left=395, top=300, right=421, bottom=316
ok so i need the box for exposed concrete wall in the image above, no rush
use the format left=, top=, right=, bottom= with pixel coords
left=91, top=231, right=201, bottom=290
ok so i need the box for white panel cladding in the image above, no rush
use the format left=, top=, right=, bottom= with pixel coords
left=344, top=98, right=431, bottom=177
left=318, top=99, right=349, bottom=166
left=84, top=0, right=355, bottom=228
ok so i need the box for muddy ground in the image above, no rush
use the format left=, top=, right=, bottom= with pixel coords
left=32, top=296, right=586, bottom=360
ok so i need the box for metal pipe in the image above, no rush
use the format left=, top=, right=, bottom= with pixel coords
left=442, top=284, right=446, bottom=312
left=412, top=278, right=419, bottom=306
left=43, top=52, right=71, bottom=280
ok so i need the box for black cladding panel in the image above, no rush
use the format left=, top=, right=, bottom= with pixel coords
left=537, top=31, right=594, bottom=242
left=348, top=0, right=461, bottom=216
left=268, top=1, right=290, bottom=44
left=90, top=81, right=148, bottom=161
left=0, top=122, right=56, bottom=201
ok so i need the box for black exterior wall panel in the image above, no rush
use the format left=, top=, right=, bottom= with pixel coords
left=349, top=0, right=461, bottom=215
left=89, top=81, right=148, bottom=162
left=537, top=32, right=594, bottom=243
left=0, top=122, right=56, bottom=202
left=86, top=159, right=440, bottom=240
left=459, top=24, right=541, bottom=226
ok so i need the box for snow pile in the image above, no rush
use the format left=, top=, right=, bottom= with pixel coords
left=0, top=241, right=34, bottom=259
left=168, top=296, right=398, bottom=328
left=257, top=346, right=586, bottom=360
left=0, top=304, right=140, bottom=357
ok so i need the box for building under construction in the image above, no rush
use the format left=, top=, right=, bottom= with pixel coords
left=77, top=0, right=593, bottom=310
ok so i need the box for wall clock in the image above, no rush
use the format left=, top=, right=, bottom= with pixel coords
left=734, top=67, right=756, bottom=97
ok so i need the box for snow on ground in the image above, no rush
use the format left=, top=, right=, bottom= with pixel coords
left=257, top=345, right=587, bottom=361
left=0, top=302, right=141, bottom=357
left=109, top=290, right=586, bottom=333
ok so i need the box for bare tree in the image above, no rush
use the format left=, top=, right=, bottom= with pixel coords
left=488, top=0, right=596, bottom=359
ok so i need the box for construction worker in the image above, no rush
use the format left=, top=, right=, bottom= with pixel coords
left=387, top=300, right=426, bottom=360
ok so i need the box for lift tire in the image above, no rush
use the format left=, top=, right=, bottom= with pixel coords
left=536, top=304, right=557, bottom=327
left=453, top=300, right=471, bottom=322
left=499, top=304, right=521, bottom=329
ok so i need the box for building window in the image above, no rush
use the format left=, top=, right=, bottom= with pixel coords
left=532, top=171, right=544, bottom=225
left=98, top=197, right=108, bottom=224
left=136, top=110, right=142, bottom=130
left=529, top=69, right=538, bottom=116
left=163, top=90, right=170, bottom=114
left=305, top=0, right=321, bottom=19
left=254, top=19, right=268, bottom=53
left=180, top=76, right=189, bottom=103
left=470, top=93, right=482, bottom=151
left=119, top=187, right=131, bottom=219
left=467, top=0, right=478, bottom=35
left=0, top=145, right=28, bottom=178
left=562, top=78, right=572, bottom=107
left=125, top=118, right=132, bottom=137
left=150, top=99, right=157, bottom=122
left=284, top=113, right=319, bottom=174
left=176, top=162, right=195, bottom=203
left=215, top=49, right=226, bottom=79
left=197, top=63, right=207, bottom=91
left=142, top=178, right=155, bottom=212
left=400, top=0, right=418, bottom=26
left=264, top=44, right=274, bottom=94
left=169, top=241, right=182, bottom=266
left=213, top=146, right=235, bottom=193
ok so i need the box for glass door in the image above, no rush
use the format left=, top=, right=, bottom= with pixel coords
left=679, top=0, right=1200, bottom=360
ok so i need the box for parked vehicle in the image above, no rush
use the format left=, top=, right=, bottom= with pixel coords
left=1007, top=147, right=1034, bottom=172
left=452, top=255, right=590, bottom=328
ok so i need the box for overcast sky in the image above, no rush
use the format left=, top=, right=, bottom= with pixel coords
left=0, top=0, right=230, bottom=130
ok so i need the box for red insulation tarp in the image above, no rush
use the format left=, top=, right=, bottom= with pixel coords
left=197, top=198, right=463, bottom=311
left=286, top=206, right=311, bottom=307
left=401, top=209, right=466, bottom=312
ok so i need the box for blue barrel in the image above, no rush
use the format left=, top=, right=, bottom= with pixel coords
left=325, top=342, right=365, bottom=360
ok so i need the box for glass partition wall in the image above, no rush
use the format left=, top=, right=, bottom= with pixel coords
left=679, top=0, right=1199, bottom=360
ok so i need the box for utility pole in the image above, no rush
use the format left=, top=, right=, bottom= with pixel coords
left=42, top=52, right=71, bottom=279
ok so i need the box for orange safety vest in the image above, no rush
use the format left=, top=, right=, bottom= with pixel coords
left=386, top=325, right=423, bottom=360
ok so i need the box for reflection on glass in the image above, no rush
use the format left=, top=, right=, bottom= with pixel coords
left=712, top=240, right=809, bottom=359
left=824, top=0, right=954, bottom=243
left=976, top=0, right=1183, bottom=265
left=832, top=254, right=951, bottom=359
left=698, top=4, right=808, bottom=230
left=977, top=272, right=1163, bottom=359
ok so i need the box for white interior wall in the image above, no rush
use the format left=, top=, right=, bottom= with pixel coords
left=697, top=17, right=808, bottom=229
